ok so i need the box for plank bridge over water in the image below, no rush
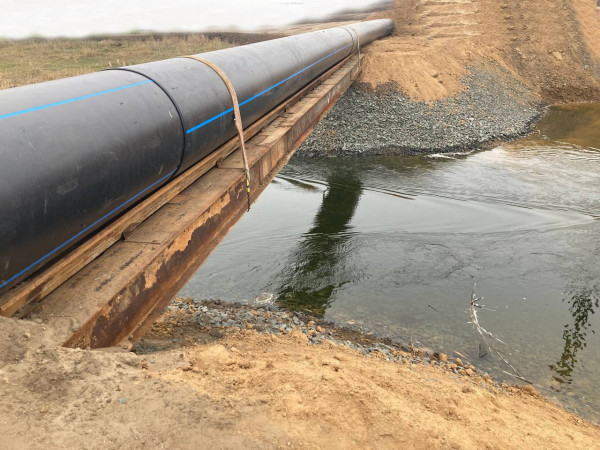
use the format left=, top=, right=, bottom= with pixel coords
left=0, top=55, right=360, bottom=349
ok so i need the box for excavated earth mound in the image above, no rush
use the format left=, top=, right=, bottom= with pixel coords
left=299, top=0, right=600, bottom=156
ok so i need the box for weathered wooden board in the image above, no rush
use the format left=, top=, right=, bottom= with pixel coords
left=0, top=53, right=357, bottom=318
left=21, top=55, right=360, bottom=348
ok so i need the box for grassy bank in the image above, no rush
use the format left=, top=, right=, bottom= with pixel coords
left=0, top=33, right=237, bottom=89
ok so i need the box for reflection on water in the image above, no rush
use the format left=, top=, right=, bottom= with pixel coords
left=275, top=170, right=362, bottom=315
left=180, top=103, right=600, bottom=422
left=550, top=279, right=600, bottom=384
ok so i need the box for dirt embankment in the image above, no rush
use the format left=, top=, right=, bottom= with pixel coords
left=299, top=0, right=600, bottom=156
left=364, top=0, right=600, bottom=103
left=2, top=301, right=600, bottom=449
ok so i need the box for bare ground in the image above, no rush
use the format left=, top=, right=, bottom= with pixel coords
left=2, top=305, right=600, bottom=449
left=363, top=0, right=600, bottom=103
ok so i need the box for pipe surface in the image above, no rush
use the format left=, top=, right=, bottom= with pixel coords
left=0, top=19, right=394, bottom=292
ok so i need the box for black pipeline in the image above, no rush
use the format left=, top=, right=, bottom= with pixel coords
left=0, top=19, right=394, bottom=293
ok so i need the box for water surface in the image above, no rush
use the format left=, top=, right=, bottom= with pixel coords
left=180, top=103, right=600, bottom=421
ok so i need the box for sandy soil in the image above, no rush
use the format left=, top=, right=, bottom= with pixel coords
left=361, top=0, right=600, bottom=102
left=2, top=310, right=600, bottom=449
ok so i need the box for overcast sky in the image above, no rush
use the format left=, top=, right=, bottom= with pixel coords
left=1, top=0, right=381, bottom=39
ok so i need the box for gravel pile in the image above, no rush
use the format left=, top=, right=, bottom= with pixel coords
left=141, top=298, right=508, bottom=392
left=298, top=66, right=545, bottom=157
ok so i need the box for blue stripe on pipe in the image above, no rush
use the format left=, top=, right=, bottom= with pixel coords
left=0, top=169, right=176, bottom=290
left=0, top=41, right=352, bottom=288
left=0, top=80, right=153, bottom=121
left=185, top=43, right=353, bottom=134
left=0, top=43, right=350, bottom=126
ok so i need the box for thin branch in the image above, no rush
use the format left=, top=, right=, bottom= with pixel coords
left=469, top=282, right=523, bottom=378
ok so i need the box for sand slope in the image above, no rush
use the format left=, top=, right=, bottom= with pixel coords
left=363, top=0, right=600, bottom=102
left=2, top=314, right=599, bottom=449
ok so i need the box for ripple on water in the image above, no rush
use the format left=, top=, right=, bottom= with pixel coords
left=352, top=187, right=594, bottom=235
left=179, top=103, right=600, bottom=423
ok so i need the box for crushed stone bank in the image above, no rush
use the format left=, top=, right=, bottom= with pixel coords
left=298, top=66, right=544, bottom=157
left=138, top=298, right=503, bottom=387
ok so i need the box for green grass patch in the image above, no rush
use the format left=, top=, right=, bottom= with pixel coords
left=0, top=34, right=233, bottom=89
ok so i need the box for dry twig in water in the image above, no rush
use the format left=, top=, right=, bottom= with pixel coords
left=469, top=282, right=529, bottom=382
left=469, top=283, right=565, bottom=394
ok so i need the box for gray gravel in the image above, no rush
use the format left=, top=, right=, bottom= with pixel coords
left=298, top=66, right=545, bottom=157
left=136, top=298, right=504, bottom=392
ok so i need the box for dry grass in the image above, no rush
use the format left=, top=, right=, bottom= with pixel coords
left=0, top=34, right=233, bottom=89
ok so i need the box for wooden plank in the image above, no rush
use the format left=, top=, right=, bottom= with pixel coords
left=30, top=55, right=361, bottom=348
left=0, top=53, right=357, bottom=318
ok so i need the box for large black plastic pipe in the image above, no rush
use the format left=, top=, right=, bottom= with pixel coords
left=0, top=19, right=393, bottom=293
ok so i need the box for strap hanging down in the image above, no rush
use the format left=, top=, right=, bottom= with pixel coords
left=184, top=55, right=252, bottom=211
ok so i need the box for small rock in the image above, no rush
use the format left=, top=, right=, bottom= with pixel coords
left=438, top=353, right=448, bottom=362
left=455, top=358, right=464, bottom=367
left=118, top=398, right=127, bottom=404
left=316, top=326, right=326, bottom=333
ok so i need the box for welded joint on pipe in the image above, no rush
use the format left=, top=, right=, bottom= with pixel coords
left=348, top=26, right=361, bottom=69
left=108, top=67, right=188, bottom=178
left=340, top=25, right=361, bottom=81
left=340, top=26, right=357, bottom=54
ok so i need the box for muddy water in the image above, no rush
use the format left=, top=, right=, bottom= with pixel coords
left=180, top=104, right=600, bottom=421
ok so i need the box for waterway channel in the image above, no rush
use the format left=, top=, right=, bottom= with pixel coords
left=180, top=103, right=600, bottom=422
